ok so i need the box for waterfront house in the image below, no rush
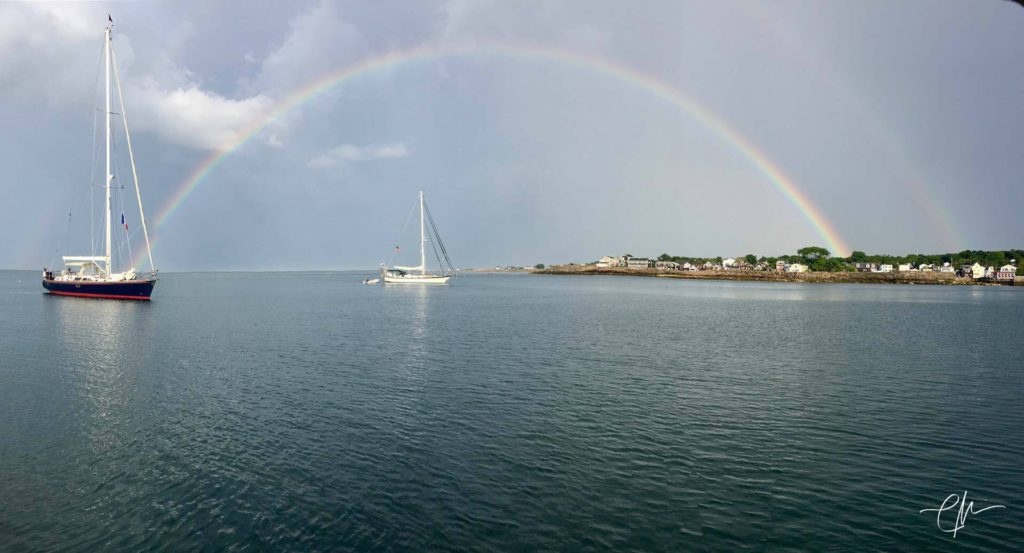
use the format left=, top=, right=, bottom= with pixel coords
left=786, top=263, right=808, bottom=273
left=939, top=263, right=955, bottom=273
left=854, top=262, right=876, bottom=272
left=963, top=262, right=985, bottom=279
left=627, top=258, right=653, bottom=269
left=875, top=264, right=893, bottom=273
left=722, top=258, right=737, bottom=269
left=776, top=260, right=787, bottom=272
left=898, top=263, right=912, bottom=272
left=702, top=261, right=716, bottom=270
left=995, top=265, right=1017, bottom=282
left=655, top=261, right=679, bottom=270
left=596, top=256, right=621, bottom=268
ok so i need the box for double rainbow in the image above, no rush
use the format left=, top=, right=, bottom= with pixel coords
left=150, top=42, right=851, bottom=257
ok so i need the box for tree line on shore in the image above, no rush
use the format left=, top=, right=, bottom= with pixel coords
left=651, top=247, right=1024, bottom=275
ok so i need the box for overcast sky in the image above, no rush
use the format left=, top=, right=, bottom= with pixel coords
left=1, top=0, right=1021, bottom=270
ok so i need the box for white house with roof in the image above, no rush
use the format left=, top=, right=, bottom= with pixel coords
left=995, top=264, right=1017, bottom=281
left=786, top=263, right=808, bottom=273
left=596, top=256, right=621, bottom=268
left=875, top=264, right=893, bottom=273
left=963, top=263, right=985, bottom=279
left=897, top=263, right=912, bottom=272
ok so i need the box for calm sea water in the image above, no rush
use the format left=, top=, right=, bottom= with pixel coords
left=1, top=271, right=1021, bottom=551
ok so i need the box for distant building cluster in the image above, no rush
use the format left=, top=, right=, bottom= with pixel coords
left=593, top=255, right=1018, bottom=282
left=851, top=261, right=1017, bottom=281
left=598, top=255, right=786, bottom=272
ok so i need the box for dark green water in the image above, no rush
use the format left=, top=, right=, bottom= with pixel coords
left=1, top=271, right=1021, bottom=551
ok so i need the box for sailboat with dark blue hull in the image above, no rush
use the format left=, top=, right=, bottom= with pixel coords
left=43, top=18, right=158, bottom=300
left=42, top=271, right=156, bottom=300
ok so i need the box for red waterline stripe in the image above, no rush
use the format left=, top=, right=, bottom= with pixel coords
left=47, top=291, right=150, bottom=300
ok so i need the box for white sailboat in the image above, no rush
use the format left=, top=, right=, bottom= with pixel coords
left=383, top=191, right=455, bottom=285
left=42, top=17, right=158, bottom=300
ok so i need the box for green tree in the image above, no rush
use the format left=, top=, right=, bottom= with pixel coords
left=848, top=250, right=867, bottom=262
left=745, top=254, right=757, bottom=265
left=811, top=257, right=848, bottom=273
left=798, top=246, right=831, bottom=260
left=534, top=263, right=545, bottom=270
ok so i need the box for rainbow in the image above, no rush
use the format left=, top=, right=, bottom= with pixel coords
left=149, top=42, right=851, bottom=257
left=742, top=2, right=960, bottom=251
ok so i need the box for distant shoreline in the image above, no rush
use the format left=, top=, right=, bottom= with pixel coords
left=535, top=265, right=1020, bottom=286
left=459, top=268, right=535, bottom=273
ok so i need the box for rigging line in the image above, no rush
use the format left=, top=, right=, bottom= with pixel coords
left=424, top=202, right=454, bottom=273
left=388, top=198, right=419, bottom=267
left=63, top=208, right=72, bottom=266
left=112, top=47, right=155, bottom=272
left=424, top=202, right=449, bottom=272
left=424, top=205, right=445, bottom=271
left=118, top=183, right=134, bottom=272
left=91, top=185, right=95, bottom=256
left=88, top=46, right=103, bottom=258
left=426, top=219, right=444, bottom=272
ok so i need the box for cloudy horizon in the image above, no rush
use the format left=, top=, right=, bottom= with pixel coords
left=2, top=0, right=1022, bottom=271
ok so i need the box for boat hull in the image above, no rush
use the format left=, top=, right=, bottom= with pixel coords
left=383, top=274, right=450, bottom=285
left=43, top=278, right=156, bottom=300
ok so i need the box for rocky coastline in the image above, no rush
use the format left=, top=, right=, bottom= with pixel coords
left=533, top=265, right=1009, bottom=285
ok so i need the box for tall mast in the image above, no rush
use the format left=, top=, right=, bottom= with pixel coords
left=419, top=190, right=426, bottom=275
left=103, top=23, right=112, bottom=275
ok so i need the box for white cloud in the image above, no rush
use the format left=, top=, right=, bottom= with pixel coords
left=0, top=3, right=275, bottom=152
left=307, top=143, right=412, bottom=168
left=127, top=78, right=274, bottom=151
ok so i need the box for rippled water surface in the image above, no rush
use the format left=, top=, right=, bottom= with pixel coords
left=1, top=271, right=1022, bottom=551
